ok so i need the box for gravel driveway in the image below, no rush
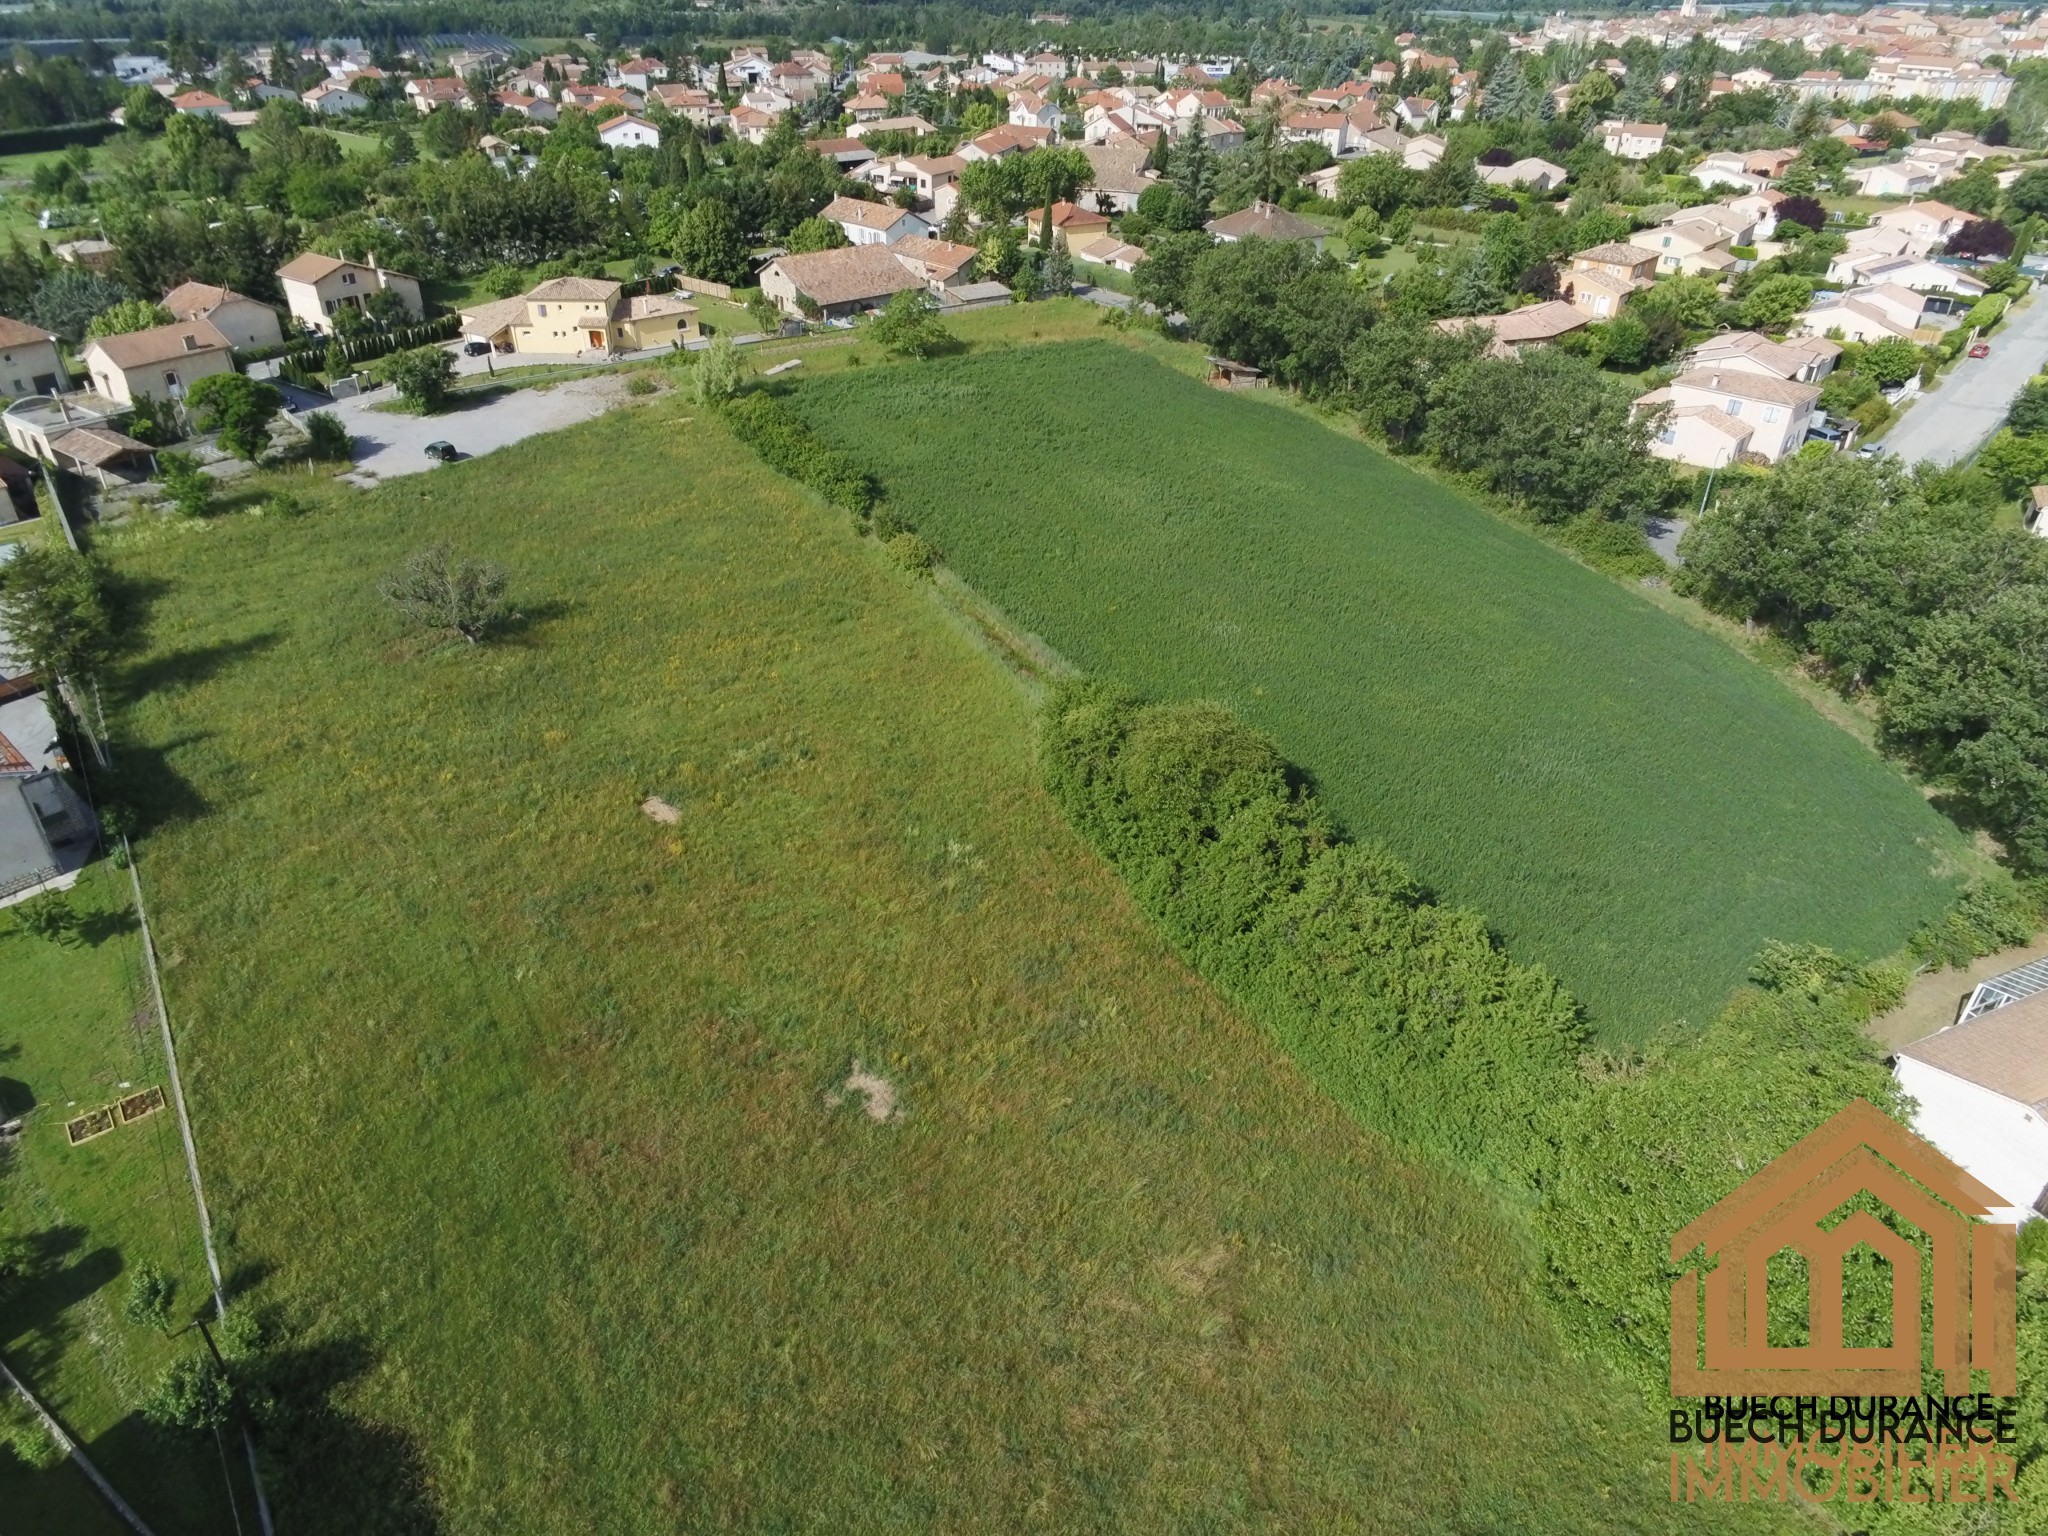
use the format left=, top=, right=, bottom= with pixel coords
left=329, top=373, right=630, bottom=487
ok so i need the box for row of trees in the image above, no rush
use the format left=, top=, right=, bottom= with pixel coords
left=1681, top=454, right=2048, bottom=871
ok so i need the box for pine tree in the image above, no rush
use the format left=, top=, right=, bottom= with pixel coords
left=1043, top=231, right=1074, bottom=296
left=1480, top=62, right=1534, bottom=123
left=1171, top=113, right=1214, bottom=215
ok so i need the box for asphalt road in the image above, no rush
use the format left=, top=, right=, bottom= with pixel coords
left=1881, top=296, right=2048, bottom=467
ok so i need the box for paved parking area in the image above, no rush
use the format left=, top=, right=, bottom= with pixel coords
left=328, top=374, right=631, bottom=487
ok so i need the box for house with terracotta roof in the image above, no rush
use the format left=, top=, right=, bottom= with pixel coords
left=0, top=318, right=65, bottom=398
left=822, top=195, right=931, bottom=246
left=276, top=252, right=423, bottom=335
left=597, top=114, right=661, bottom=150
left=405, top=77, right=467, bottom=113
left=845, top=92, right=892, bottom=122
left=172, top=90, right=231, bottom=116
left=758, top=245, right=936, bottom=318
left=729, top=106, right=780, bottom=145
left=958, top=124, right=1054, bottom=161
left=1687, top=330, right=1839, bottom=383
left=161, top=282, right=282, bottom=351
left=303, top=80, right=368, bottom=116
left=1434, top=300, right=1589, bottom=355
left=650, top=84, right=723, bottom=128
left=1600, top=120, right=1667, bottom=159
left=614, top=57, right=670, bottom=92
left=1638, top=367, right=1821, bottom=465
left=1205, top=201, right=1327, bottom=249
left=1023, top=202, right=1111, bottom=244
left=79, top=320, right=234, bottom=407
left=457, top=276, right=696, bottom=356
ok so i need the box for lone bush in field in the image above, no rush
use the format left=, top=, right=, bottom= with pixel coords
left=123, top=1260, right=176, bottom=1332
left=869, top=290, right=953, bottom=360
left=692, top=333, right=742, bottom=404
left=143, top=1352, right=234, bottom=1433
left=379, top=544, right=508, bottom=643
left=157, top=451, right=213, bottom=518
left=885, top=531, right=934, bottom=573
left=303, top=410, right=353, bottom=462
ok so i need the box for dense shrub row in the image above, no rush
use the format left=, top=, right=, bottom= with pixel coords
left=719, top=392, right=880, bottom=517
left=1039, top=677, right=2047, bottom=1433
left=1041, top=677, right=1586, bottom=1186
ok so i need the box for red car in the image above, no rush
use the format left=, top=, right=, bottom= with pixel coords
left=1969, top=342, right=1991, bottom=358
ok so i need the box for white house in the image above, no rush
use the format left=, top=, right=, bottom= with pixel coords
left=1476, top=156, right=1568, bottom=192
left=302, top=81, right=368, bottom=116
left=1847, top=159, right=1942, bottom=198
left=597, top=114, right=662, bottom=150
left=1601, top=120, right=1667, bottom=159
left=1687, top=330, right=1839, bottom=383
left=1894, top=978, right=2048, bottom=1225
left=820, top=195, right=930, bottom=246
left=1828, top=251, right=1987, bottom=296
left=1638, top=367, right=1820, bottom=465
left=0, top=316, right=66, bottom=397
left=161, top=282, right=282, bottom=351
left=276, top=251, right=424, bottom=335
left=80, top=320, right=235, bottom=407
left=1870, top=199, right=1971, bottom=252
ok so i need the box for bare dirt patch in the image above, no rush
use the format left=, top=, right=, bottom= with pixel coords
left=640, top=796, right=681, bottom=825
left=824, top=1058, right=902, bottom=1123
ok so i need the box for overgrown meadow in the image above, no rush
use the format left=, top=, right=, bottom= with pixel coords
left=794, top=340, right=1973, bottom=1040
left=88, top=394, right=1783, bottom=1533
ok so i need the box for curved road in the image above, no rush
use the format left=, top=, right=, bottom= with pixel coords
left=1882, top=294, right=2048, bottom=467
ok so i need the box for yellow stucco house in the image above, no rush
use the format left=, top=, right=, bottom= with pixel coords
left=457, top=276, right=698, bottom=357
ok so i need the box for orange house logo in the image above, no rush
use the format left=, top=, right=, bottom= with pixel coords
left=1670, top=1099, right=2017, bottom=1397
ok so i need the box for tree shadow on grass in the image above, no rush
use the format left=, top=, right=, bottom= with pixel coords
left=1, top=1225, right=120, bottom=1365
left=70, top=904, right=138, bottom=949
left=253, top=1333, right=445, bottom=1536
left=114, top=630, right=284, bottom=703
left=102, top=734, right=212, bottom=836
left=494, top=597, right=573, bottom=648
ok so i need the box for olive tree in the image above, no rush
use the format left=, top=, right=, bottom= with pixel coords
left=379, top=543, right=508, bottom=643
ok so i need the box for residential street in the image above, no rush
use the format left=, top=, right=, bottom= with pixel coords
left=1881, top=296, right=2048, bottom=467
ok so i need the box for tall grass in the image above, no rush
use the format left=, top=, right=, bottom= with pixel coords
left=794, top=341, right=1972, bottom=1040
left=92, top=405, right=1777, bottom=1533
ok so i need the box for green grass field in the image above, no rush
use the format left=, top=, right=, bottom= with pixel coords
left=0, top=861, right=251, bottom=1533
left=792, top=341, right=1972, bottom=1039
left=93, top=392, right=1783, bottom=1533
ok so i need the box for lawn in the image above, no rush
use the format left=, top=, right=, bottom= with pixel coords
left=0, top=860, right=253, bottom=1534
left=95, top=394, right=1782, bottom=1534
left=792, top=341, right=1972, bottom=1040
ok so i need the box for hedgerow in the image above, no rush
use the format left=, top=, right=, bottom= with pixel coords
left=718, top=392, right=880, bottom=517
left=1041, top=677, right=1585, bottom=1186
left=1040, top=678, right=2047, bottom=1431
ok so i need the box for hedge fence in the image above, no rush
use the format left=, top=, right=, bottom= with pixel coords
left=0, top=119, right=120, bottom=156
